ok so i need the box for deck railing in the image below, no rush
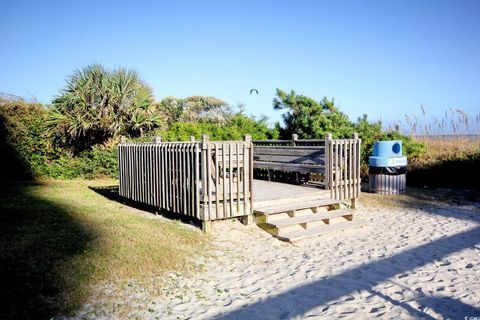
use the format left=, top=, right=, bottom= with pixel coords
left=118, top=135, right=254, bottom=223
left=253, top=133, right=361, bottom=205
left=325, top=133, right=361, bottom=204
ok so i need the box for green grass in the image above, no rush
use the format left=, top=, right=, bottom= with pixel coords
left=0, top=179, right=207, bottom=320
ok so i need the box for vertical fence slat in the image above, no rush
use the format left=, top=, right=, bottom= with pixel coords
left=222, top=143, right=227, bottom=219
left=206, top=144, right=212, bottom=220
left=236, top=143, right=241, bottom=214
left=228, top=143, right=234, bottom=218
left=249, top=142, right=254, bottom=213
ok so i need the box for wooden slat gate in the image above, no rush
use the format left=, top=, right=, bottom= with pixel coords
left=118, top=137, right=254, bottom=222
left=325, top=133, right=362, bottom=202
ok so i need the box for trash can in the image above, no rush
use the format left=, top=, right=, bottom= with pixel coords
left=369, top=140, right=407, bottom=194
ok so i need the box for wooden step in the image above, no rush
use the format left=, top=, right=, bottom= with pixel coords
left=254, top=199, right=340, bottom=215
left=265, top=209, right=353, bottom=228
left=276, top=220, right=363, bottom=242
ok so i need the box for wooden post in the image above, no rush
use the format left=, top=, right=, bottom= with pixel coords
left=292, top=134, right=298, bottom=146
left=153, top=136, right=162, bottom=143
left=292, top=134, right=300, bottom=183
left=201, top=220, right=212, bottom=233
left=243, top=134, right=254, bottom=218
left=201, top=134, right=210, bottom=220
left=351, top=132, right=359, bottom=209
left=325, top=132, right=332, bottom=195
left=120, top=136, right=126, bottom=144
left=201, top=134, right=209, bottom=148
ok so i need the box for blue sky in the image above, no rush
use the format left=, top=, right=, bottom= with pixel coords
left=1, top=0, right=479, bottom=126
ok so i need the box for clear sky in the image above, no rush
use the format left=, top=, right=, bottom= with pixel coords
left=1, top=0, right=479, bottom=125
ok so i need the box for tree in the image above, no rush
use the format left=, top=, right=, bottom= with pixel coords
left=273, top=89, right=354, bottom=139
left=48, top=64, right=161, bottom=152
left=157, top=96, right=231, bottom=124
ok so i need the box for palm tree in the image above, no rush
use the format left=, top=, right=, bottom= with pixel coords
left=48, top=64, right=161, bottom=152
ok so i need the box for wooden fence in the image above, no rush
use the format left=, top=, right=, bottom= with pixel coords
left=118, top=135, right=254, bottom=224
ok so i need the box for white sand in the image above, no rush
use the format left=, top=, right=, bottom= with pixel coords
left=68, top=195, right=480, bottom=319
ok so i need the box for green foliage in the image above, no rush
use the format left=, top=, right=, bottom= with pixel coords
left=157, top=113, right=278, bottom=141
left=273, top=89, right=353, bottom=139
left=0, top=96, right=56, bottom=179
left=157, top=96, right=231, bottom=123
left=38, top=147, right=118, bottom=180
left=48, top=64, right=160, bottom=153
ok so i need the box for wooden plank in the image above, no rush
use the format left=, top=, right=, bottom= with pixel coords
left=343, top=140, right=348, bottom=200
left=265, top=209, right=354, bottom=228
left=161, top=144, right=166, bottom=210
left=242, top=142, right=248, bottom=217
left=236, top=143, right=241, bottom=214
left=325, top=134, right=331, bottom=198
left=222, top=143, right=227, bottom=219
left=335, top=140, right=339, bottom=200
left=254, top=198, right=340, bottom=215
left=207, top=144, right=212, bottom=220
left=214, top=144, right=219, bottom=220
left=195, top=143, right=200, bottom=219
left=253, top=161, right=325, bottom=173
left=181, top=144, right=187, bottom=215
left=248, top=142, right=254, bottom=215
left=229, top=143, right=234, bottom=217
left=253, top=146, right=325, bottom=155
left=188, top=144, right=193, bottom=216
left=253, top=154, right=325, bottom=164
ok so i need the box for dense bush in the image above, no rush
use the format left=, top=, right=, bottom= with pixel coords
left=0, top=95, right=120, bottom=180
left=0, top=97, right=54, bottom=179
left=156, top=113, right=278, bottom=141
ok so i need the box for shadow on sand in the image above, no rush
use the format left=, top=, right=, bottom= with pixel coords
left=217, top=193, right=480, bottom=319
left=216, top=226, right=480, bottom=319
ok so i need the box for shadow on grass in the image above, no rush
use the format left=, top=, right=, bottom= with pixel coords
left=0, top=182, right=95, bottom=320
left=89, top=185, right=202, bottom=228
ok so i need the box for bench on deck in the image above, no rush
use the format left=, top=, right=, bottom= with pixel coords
left=252, top=136, right=326, bottom=183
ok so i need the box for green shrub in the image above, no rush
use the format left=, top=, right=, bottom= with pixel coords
left=0, top=97, right=57, bottom=180
left=155, top=114, right=278, bottom=141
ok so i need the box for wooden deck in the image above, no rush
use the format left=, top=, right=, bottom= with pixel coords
left=117, top=134, right=362, bottom=237
left=253, top=179, right=330, bottom=208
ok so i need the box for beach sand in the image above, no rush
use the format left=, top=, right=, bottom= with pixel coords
left=66, top=191, right=480, bottom=319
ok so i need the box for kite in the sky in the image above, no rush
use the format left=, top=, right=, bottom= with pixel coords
left=249, top=89, right=258, bottom=95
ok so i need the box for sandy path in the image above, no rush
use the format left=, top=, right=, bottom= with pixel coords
left=70, top=196, right=480, bottom=319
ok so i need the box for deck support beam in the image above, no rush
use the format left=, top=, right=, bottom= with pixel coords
left=201, top=220, right=212, bottom=233
left=239, top=214, right=254, bottom=225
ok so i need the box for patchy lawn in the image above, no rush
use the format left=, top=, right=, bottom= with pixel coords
left=0, top=179, right=206, bottom=320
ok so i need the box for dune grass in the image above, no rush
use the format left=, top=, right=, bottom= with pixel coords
left=0, top=179, right=206, bottom=320
left=407, top=136, right=480, bottom=189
